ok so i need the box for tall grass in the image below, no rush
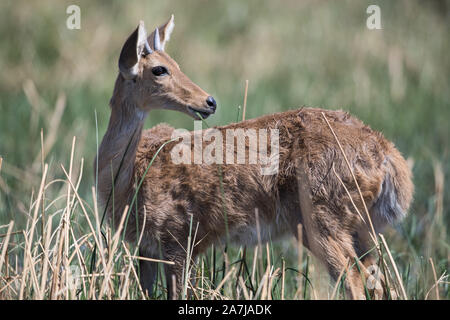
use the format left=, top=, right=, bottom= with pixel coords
left=0, top=88, right=448, bottom=300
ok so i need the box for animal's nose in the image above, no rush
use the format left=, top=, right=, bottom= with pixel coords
left=206, top=96, right=217, bottom=112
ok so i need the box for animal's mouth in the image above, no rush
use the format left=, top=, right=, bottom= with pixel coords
left=187, top=106, right=214, bottom=120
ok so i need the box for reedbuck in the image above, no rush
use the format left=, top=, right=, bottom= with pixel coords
left=96, top=16, right=413, bottom=299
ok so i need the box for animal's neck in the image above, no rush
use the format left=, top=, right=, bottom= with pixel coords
left=96, top=90, right=147, bottom=214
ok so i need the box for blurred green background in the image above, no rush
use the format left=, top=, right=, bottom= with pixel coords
left=0, top=0, right=449, bottom=296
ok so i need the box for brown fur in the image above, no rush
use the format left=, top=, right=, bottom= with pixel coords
left=96, top=18, right=414, bottom=299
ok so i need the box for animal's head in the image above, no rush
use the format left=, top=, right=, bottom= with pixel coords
left=115, top=15, right=216, bottom=120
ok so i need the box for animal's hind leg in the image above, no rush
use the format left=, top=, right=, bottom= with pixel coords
left=303, top=206, right=367, bottom=300
left=319, top=235, right=367, bottom=299
left=353, top=228, right=393, bottom=299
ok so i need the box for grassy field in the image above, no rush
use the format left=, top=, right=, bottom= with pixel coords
left=0, top=0, right=448, bottom=299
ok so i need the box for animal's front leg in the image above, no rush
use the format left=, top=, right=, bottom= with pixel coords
left=139, top=247, right=158, bottom=297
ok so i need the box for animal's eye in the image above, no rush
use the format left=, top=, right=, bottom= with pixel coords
left=152, top=66, right=169, bottom=76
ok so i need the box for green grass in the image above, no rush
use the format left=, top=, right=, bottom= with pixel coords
left=0, top=0, right=449, bottom=299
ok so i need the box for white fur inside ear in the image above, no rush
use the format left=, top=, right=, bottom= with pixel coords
left=137, top=20, right=148, bottom=53
left=162, top=14, right=175, bottom=50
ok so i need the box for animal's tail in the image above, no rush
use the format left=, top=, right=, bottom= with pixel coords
left=370, top=148, right=414, bottom=232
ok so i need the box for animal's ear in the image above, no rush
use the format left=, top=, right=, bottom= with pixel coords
left=147, top=14, right=175, bottom=51
left=119, top=20, right=148, bottom=80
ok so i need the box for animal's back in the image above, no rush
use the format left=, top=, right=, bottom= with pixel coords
left=133, top=107, right=413, bottom=245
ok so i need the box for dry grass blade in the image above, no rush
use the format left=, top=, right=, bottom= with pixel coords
left=91, top=187, right=106, bottom=273
left=345, top=260, right=357, bottom=300
left=28, top=164, right=48, bottom=249
left=0, top=221, right=14, bottom=275
left=99, top=205, right=129, bottom=298
left=39, top=215, right=53, bottom=299
left=22, top=231, right=40, bottom=298
left=296, top=224, right=303, bottom=299
left=242, top=80, right=249, bottom=121
left=213, top=266, right=236, bottom=296
left=120, top=243, right=133, bottom=300
left=425, top=272, right=448, bottom=300
left=379, top=234, right=407, bottom=300
left=250, top=246, right=258, bottom=299
left=267, top=267, right=280, bottom=300
left=40, top=130, right=46, bottom=252
left=126, top=255, right=175, bottom=265
left=68, top=230, right=91, bottom=297
left=63, top=137, right=76, bottom=299
left=238, top=276, right=250, bottom=300
left=19, top=164, right=48, bottom=299
left=254, top=266, right=270, bottom=299
left=330, top=257, right=350, bottom=300
left=429, top=257, right=440, bottom=300
left=432, top=160, right=444, bottom=222
left=171, top=274, right=177, bottom=300
left=260, top=265, right=270, bottom=300
left=254, top=209, right=263, bottom=281
left=265, top=243, right=271, bottom=298
left=50, top=216, right=66, bottom=299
